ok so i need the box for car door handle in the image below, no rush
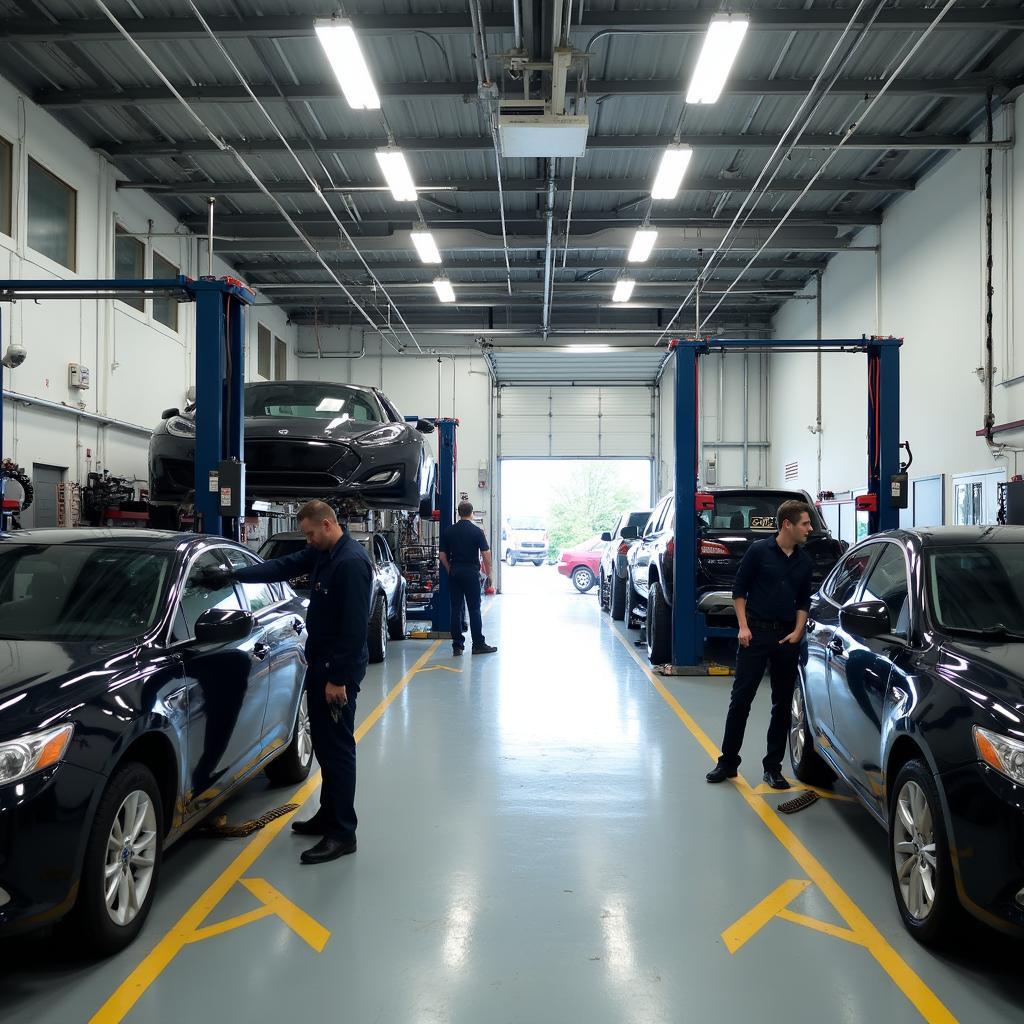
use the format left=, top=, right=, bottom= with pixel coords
left=828, top=637, right=844, bottom=655
left=253, top=641, right=270, bottom=661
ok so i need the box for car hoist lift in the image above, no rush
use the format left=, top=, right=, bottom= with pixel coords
left=0, top=275, right=253, bottom=540
left=668, top=335, right=904, bottom=671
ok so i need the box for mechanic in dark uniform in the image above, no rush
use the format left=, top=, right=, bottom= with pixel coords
left=439, top=501, right=497, bottom=657
left=706, top=499, right=815, bottom=791
left=209, top=499, right=372, bottom=864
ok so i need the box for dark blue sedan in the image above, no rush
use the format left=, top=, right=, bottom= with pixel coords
left=0, top=529, right=310, bottom=954
left=790, top=526, right=1024, bottom=943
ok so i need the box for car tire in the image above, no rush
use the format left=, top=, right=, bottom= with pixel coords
left=610, top=572, right=627, bottom=621
left=507, top=552, right=517, bottom=567
left=646, top=581, right=671, bottom=664
left=571, top=566, right=595, bottom=592
left=533, top=560, right=544, bottom=567
left=265, top=688, right=314, bottom=785
left=599, top=572, right=609, bottom=611
left=67, top=762, right=164, bottom=956
left=418, top=465, right=436, bottom=519
left=626, top=577, right=642, bottom=630
left=887, top=759, right=962, bottom=946
left=367, top=593, right=388, bottom=664
left=788, top=672, right=836, bottom=787
left=388, top=584, right=407, bottom=641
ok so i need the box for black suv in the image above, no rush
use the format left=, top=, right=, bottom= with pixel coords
left=626, top=488, right=846, bottom=663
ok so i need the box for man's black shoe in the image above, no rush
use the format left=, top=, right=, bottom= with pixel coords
left=472, top=644, right=498, bottom=655
left=706, top=764, right=738, bottom=784
left=300, top=836, right=357, bottom=865
left=763, top=770, right=791, bottom=790
left=452, top=646, right=464, bottom=656
left=291, top=815, right=326, bottom=836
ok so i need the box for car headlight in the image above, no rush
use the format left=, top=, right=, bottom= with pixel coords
left=165, top=415, right=196, bottom=438
left=0, top=724, right=75, bottom=786
left=358, top=424, right=405, bottom=446
left=974, top=725, right=1024, bottom=786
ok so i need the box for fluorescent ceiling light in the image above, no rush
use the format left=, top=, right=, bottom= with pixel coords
left=562, top=344, right=611, bottom=352
left=612, top=279, right=635, bottom=303
left=651, top=144, right=693, bottom=200
left=314, top=19, right=380, bottom=110
left=433, top=277, right=456, bottom=303
left=375, top=147, right=418, bottom=202
left=686, top=15, right=749, bottom=104
left=627, top=229, right=658, bottom=263
left=410, top=228, right=442, bottom=264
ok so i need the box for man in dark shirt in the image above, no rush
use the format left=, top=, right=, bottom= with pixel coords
left=706, top=499, right=815, bottom=790
left=439, top=501, right=497, bottom=657
left=207, top=499, right=372, bottom=863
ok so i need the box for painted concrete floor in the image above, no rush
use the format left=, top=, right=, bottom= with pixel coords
left=2, top=580, right=1023, bottom=1024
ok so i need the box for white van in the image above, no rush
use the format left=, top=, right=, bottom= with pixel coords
left=501, top=516, right=548, bottom=566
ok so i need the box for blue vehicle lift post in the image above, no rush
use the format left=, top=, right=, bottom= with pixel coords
left=670, top=336, right=903, bottom=672
left=0, top=276, right=253, bottom=541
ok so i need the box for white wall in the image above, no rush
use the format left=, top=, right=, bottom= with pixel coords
left=0, top=73, right=297, bottom=502
left=771, top=102, right=1024, bottom=518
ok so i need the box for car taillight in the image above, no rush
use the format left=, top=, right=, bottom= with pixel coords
left=700, top=540, right=730, bottom=557
left=667, top=538, right=675, bottom=559
left=617, top=541, right=630, bottom=556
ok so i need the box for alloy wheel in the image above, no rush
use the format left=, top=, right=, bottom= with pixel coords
left=103, top=790, right=158, bottom=927
left=789, top=685, right=806, bottom=764
left=893, top=780, right=937, bottom=921
left=296, top=691, right=312, bottom=766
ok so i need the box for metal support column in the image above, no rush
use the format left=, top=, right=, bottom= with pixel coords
left=432, top=418, right=458, bottom=634
left=867, top=337, right=902, bottom=533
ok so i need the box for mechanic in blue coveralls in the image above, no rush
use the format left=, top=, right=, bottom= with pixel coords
left=439, top=501, right=497, bottom=657
left=204, top=498, right=371, bottom=865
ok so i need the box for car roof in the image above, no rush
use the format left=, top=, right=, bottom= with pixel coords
left=0, top=528, right=206, bottom=548
left=245, top=379, right=377, bottom=395
left=261, top=530, right=374, bottom=542
left=895, top=526, right=1024, bottom=546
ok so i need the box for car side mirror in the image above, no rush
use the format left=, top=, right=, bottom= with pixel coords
left=194, top=608, right=255, bottom=644
left=415, top=418, right=436, bottom=434
left=620, top=526, right=639, bottom=540
left=600, top=531, right=612, bottom=542
left=839, top=601, right=891, bottom=640
left=161, top=407, right=180, bottom=419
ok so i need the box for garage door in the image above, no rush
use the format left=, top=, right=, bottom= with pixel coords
left=497, top=386, right=654, bottom=458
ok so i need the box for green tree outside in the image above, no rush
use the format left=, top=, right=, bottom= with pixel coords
left=547, top=464, right=645, bottom=560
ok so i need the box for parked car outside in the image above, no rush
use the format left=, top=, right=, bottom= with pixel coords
left=627, top=488, right=845, bottom=664
left=258, top=529, right=406, bottom=662
left=599, top=509, right=652, bottom=619
left=0, top=528, right=311, bottom=954
left=791, top=526, right=1024, bottom=943
left=149, top=381, right=436, bottom=523
left=556, top=538, right=605, bottom=592
left=501, top=516, right=548, bottom=566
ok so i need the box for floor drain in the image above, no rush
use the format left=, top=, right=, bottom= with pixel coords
left=776, top=791, right=819, bottom=815
left=197, top=803, right=300, bottom=838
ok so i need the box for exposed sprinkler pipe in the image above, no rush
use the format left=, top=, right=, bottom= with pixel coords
left=541, top=165, right=557, bottom=337
left=816, top=269, right=823, bottom=495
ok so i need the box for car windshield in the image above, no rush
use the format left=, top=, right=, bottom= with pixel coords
left=699, top=492, right=823, bottom=532
left=0, top=544, right=173, bottom=641
left=258, top=538, right=307, bottom=560
left=927, top=544, right=1024, bottom=635
left=244, top=383, right=383, bottom=424
left=625, top=511, right=650, bottom=533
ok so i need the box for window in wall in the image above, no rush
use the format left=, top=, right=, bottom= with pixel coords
left=28, top=159, right=77, bottom=270
left=114, top=225, right=145, bottom=311
left=153, top=251, right=179, bottom=330
left=274, top=336, right=288, bottom=380
left=257, top=323, right=272, bottom=379
left=0, top=135, right=12, bottom=237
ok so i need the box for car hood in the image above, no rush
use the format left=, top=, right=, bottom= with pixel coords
left=244, top=416, right=394, bottom=442
left=936, top=639, right=1024, bottom=713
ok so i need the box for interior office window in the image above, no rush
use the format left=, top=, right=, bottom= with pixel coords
left=28, top=159, right=77, bottom=270
left=257, top=323, right=272, bottom=379
left=274, top=336, right=287, bottom=380
left=0, top=135, right=12, bottom=237
left=152, top=251, right=179, bottom=330
left=114, top=225, right=145, bottom=311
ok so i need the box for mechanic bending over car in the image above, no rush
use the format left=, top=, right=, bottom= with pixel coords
left=706, top=499, right=815, bottom=791
left=199, top=499, right=372, bottom=865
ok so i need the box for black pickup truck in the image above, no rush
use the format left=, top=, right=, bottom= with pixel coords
left=626, top=488, right=846, bottom=664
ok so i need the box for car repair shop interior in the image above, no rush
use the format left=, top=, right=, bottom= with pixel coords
left=2, top=2, right=1024, bottom=1023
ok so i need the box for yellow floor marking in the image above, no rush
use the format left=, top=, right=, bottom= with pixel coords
left=90, top=640, right=442, bottom=1024
left=776, top=909, right=864, bottom=945
left=751, top=781, right=857, bottom=802
left=415, top=665, right=462, bottom=674
left=613, top=629, right=957, bottom=1024
left=722, top=879, right=811, bottom=953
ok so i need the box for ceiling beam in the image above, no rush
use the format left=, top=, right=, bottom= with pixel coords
left=4, top=9, right=1021, bottom=43
left=36, top=77, right=1007, bottom=108
left=96, top=132, right=980, bottom=158
left=121, top=175, right=913, bottom=196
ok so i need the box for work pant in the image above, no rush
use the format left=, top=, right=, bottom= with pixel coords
left=449, top=565, right=485, bottom=650
left=719, top=623, right=800, bottom=772
left=305, top=666, right=358, bottom=839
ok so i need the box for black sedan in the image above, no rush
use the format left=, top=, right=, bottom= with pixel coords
left=0, top=529, right=311, bottom=954
left=258, top=530, right=406, bottom=663
left=149, top=381, right=436, bottom=521
left=790, top=526, right=1024, bottom=943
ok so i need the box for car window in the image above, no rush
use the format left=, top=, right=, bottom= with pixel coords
left=175, top=550, right=243, bottom=640
left=378, top=393, right=402, bottom=422
left=698, top=491, right=823, bottom=531
left=826, top=545, right=878, bottom=605
left=927, top=543, right=1024, bottom=632
left=226, top=549, right=278, bottom=613
left=647, top=499, right=668, bottom=536
left=861, top=543, right=910, bottom=635
left=373, top=536, right=390, bottom=563
left=626, top=511, right=651, bottom=534
left=243, top=383, right=382, bottom=423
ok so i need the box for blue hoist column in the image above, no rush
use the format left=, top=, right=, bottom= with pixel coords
left=432, top=418, right=458, bottom=634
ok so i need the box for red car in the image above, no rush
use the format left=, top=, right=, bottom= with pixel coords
left=557, top=538, right=606, bottom=593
